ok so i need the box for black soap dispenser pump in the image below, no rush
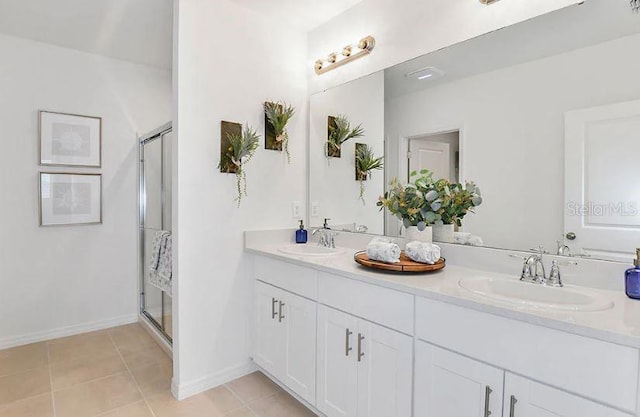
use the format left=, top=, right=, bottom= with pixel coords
left=296, top=220, right=308, bottom=244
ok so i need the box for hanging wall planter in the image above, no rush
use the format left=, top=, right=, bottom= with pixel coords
left=355, top=143, right=383, bottom=205
left=326, top=114, right=364, bottom=158
left=218, top=121, right=260, bottom=207
left=264, top=101, right=295, bottom=163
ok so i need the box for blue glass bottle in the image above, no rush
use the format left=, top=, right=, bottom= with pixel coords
left=625, top=249, right=640, bottom=299
left=295, top=220, right=308, bottom=244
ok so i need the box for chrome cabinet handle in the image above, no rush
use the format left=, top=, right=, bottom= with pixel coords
left=278, top=301, right=285, bottom=322
left=345, top=328, right=353, bottom=356
left=484, top=386, right=492, bottom=417
left=509, top=395, right=517, bottom=417
left=271, top=298, right=278, bottom=319
left=357, top=333, right=365, bottom=362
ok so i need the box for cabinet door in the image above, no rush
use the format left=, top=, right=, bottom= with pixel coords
left=504, top=373, right=633, bottom=417
left=356, top=320, right=413, bottom=417
left=254, top=281, right=284, bottom=376
left=415, top=342, right=504, bottom=417
left=281, top=291, right=317, bottom=405
left=317, top=305, right=359, bottom=417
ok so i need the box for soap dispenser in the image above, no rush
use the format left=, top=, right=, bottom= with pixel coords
left=296, top=220, right=308, bottom=244
left=625, top=248, right=640, bottom=299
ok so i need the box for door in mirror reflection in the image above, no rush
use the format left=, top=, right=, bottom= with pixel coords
left=565, top=100, right=640, bottom=261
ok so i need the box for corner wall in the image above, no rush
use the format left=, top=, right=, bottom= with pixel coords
left=172, top=0, right=308, bottom=398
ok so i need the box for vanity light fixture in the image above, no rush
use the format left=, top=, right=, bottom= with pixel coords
left=315, top=36, right=376, bottom=75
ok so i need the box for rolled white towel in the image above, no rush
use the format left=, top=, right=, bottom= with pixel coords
left=366, top=237, right=401, bottom=264
left=467, top=236, right=484, bottom=247
left=405, top=241, right=441, bottom=265
left=453, top=232, right=471, bottom=245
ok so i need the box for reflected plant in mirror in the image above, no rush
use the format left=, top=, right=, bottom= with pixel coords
left=218, top=124, right=260, bottom=207
left=264, top=101, right=295, bottom=163
left=327, top=114, right=365, bottom=158
left=355, top=143, right=384, bottom=205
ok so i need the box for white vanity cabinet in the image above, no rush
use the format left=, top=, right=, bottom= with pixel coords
left=414, top=342, right=503, bottom=417
left=316, top=305, right=413, bottom=417
left=254, top=280, right=317, bottom=404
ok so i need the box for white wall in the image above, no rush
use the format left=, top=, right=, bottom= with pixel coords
left=0, top=34, right=171, bottom=348
left=309, top=72, right=385, bottom=234
left=307, top=0, right=582, bottom=93
left=173, top=0, right=308, bottom=398
left=385, top=33, right=640, bottom=252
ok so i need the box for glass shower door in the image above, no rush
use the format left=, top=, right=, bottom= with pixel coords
left=140, top=126, right=172, bottom=342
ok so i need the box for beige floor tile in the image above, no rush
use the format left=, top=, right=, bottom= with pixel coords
left=226, top=372, right=281, bottom=404
left=0, top=342, right=48, bottom=377
left=121, top=343, right=170, bottom=370
left=48, top=332, right=118, bottom=364
left=200, top=386, right=244, bottom=414
left=53, top=372, right=142, bottom=417
left=109, top=324, right=157, bottom=355
left=95, top=401, right=154, bottom=417
left=0, top=367, right=51, bottom=406
left=129, top=358, right=173, bottom=399
left=147, top=392, right=227, bottom=417
left=249, top=391, right=316, bottom=417
left=225, top=407, right=257, bottom=417
left=50, top=354, right=127, bottom=391
left=0, top=392, right=54, bottom=417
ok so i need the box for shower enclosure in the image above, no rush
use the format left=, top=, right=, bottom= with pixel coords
left=139, top=123, right=173, bottom=342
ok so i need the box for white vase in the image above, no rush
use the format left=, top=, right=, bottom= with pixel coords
left=404, top=226, right=433, bottom=242
left=433, top=223, right=455, bottom=243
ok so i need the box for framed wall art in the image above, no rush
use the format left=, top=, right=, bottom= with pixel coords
left=39, top=111, right=102, bottom=167
left=39, top=172, right=102, bottom=226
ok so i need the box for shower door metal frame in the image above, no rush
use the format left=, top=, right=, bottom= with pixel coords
left=139, top=122, right=173, bottom=343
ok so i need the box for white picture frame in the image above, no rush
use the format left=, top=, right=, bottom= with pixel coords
left=39, top=173, right=102, bottom=226
left=39, top=111, right=102, bottom=167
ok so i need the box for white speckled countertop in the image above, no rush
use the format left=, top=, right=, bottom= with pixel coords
left=245, top=230, right=640, bottom=349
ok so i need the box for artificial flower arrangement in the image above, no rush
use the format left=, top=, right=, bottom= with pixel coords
left=355, top=143, right=384, bottom=204
left=218, top=124, right=260, bottom=207
left=264, top=101, right=295, bottom=163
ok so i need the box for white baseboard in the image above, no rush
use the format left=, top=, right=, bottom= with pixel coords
left=0, top=314, right=139, bottom=350
left=139, top=313, right=173, bottom=357
left=171, top=361, right=257, bottom=400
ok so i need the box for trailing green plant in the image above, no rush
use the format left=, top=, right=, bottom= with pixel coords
left=377, top=170, right=440, bottom=231
left=355, top=144, right=384, bottom=205
left=327, top=114, right=365, bottom=157
left=218, top=124, right=260, bottom=207
left=264, top=101, right=295, bottom=163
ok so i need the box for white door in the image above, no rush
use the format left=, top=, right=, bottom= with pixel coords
left=356, top=320, right=412, bottom=417
left=409, top=140, right=452, bottom=181
left=254, top=281, right=284, bottom=376
left=317, top=305, right=359, bottom=417
left=414, top=342, right=504, bottom=417
left=282, top=291, right=317, bottom=405
left=503, top=373, right=632, bottom=417
left=565, top=100, right=640, bottom=260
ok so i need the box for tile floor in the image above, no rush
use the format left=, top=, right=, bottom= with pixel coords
left=0, top=323, right=316, bottom=417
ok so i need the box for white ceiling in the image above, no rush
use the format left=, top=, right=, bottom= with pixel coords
left=0, top=0, right=173, bottom=69
left=385, top=0, right=640, bottom=99
left=228, top=0, right=362, bottom=31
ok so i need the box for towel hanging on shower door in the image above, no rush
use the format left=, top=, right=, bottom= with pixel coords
left=149, top=230, right=172, bottom=296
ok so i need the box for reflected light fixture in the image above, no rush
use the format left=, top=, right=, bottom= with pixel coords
left=315, top=36, right=376, bottom=75
left=406, top=67, right=444, bottom=82
left=479, top=0, right=501, bottom=4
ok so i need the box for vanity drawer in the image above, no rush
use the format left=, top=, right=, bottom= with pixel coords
left=318, top=272, right=414, bottom=335
left=416, top=297, right=639, bottom=412
left=253, top=256, right=317, bottom=300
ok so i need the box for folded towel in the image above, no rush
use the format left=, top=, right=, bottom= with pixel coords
left=405, top=241, right=441, bottom=265
left=366, top=237, right=401, bottom=264
left=454, top=232, right=484, bottom=247
left=149, top=230, right=172, bottom=296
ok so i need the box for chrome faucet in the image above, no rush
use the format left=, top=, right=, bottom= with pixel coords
left=510, top=246, right=577, bottom=288
left=313, top=218, right=337, bottom=248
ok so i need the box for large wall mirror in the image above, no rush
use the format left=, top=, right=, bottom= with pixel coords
left=309, top=0, right=640, bottom=262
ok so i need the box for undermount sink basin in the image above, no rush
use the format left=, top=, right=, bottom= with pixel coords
left=278, top=244, right=347, bottom=257
left=458, top=277, right=614, bottom=312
